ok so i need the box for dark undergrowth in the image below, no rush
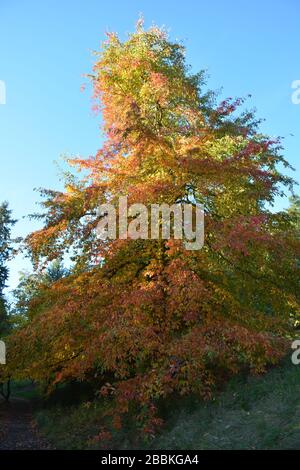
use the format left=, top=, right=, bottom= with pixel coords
left=12, top=357, right=299, bottom=450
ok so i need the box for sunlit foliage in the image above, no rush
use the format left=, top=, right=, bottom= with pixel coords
left=5, top=22, right=300, bottom=437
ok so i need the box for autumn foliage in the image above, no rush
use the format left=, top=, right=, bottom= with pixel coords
left=5, top=22, right=300, bottom=436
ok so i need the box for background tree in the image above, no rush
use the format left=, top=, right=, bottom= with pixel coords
left=286, top=194, right=300, bottom=329
left=0, top=202, right=16, bottom=335
left=287, top=194, right=300, bottom=238
left=7, top=23, right=300, bottom=435
left=0, top=202, right=16, bottom=400
left=12, top=258, right=69, bottom=320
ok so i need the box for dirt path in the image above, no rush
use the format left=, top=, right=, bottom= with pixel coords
left=0, top=397, right=52, bottom=450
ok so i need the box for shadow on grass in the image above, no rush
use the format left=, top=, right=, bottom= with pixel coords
left=16, top=357, right=300, bottom=450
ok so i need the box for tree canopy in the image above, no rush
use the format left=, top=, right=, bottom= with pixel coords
left=5, top=23, right=300, bottom=437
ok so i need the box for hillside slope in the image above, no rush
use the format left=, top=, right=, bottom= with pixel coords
left=31, top=357, right=300, bottom=450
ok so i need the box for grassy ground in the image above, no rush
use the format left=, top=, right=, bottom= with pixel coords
left=12, top=380, right=42, bottom=401
left=22, top=358, right=300, bottom=450
left=154, top=360, right=300, bottom=450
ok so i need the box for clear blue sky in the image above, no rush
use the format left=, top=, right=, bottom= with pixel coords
left=0, top=0, right=299, bottom=291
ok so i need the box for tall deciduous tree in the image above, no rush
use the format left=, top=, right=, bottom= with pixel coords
left=8, top=23, right=300, bottom=435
